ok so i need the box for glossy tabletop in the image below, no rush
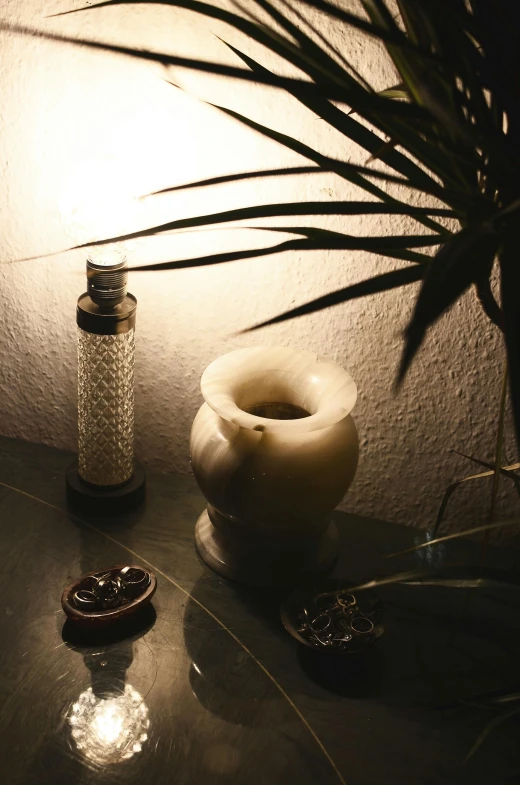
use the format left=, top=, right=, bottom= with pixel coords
left=0, top=436, right=519, bottom=785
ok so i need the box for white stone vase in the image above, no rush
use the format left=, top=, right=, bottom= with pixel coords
left=190, top=346, right=359, bottom=585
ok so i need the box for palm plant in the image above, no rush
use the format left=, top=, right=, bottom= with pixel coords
left=5, top=1, right=520, bottom=445
left=27, top=0, right=519, bottom=450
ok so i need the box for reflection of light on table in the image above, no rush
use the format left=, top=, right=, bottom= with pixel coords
left=68, top=684, right=149, bottom=765
left=204, top=744, right=240, bottom=776
left=414, top=529, right=446, bottom=567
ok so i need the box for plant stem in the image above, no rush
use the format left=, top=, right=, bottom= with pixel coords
left=474, top=277, right=504, bottom=332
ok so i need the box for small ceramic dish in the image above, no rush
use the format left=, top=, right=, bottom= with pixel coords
left=61, top=564, right=157, bottom=627
left=281, top=579, right=384, bottom=654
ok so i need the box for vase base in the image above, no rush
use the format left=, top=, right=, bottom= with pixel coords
left=195, top=509, right=338, bottom=586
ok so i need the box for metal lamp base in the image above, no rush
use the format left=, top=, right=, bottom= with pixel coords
left=66, top=460, right=146, bottom=516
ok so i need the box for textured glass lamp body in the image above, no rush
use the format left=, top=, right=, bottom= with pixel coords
left=75, top=253, right=137, bottom=489
left=77, top=324, right=135, bottom=487
left=66, top=253, right=144, bottom=514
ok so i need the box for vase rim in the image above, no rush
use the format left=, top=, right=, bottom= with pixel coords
left=200, top=345, right=357, bottom=433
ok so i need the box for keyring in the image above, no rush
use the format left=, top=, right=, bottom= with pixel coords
left=309, top=633, right=334, bottom=648
left=73, top=589, right=98, bottom=611
left=337, top=593, right=357, bottom=608
left=310, top=613, right=331, bottom=634
left=350, top=616, right=374, bottom=635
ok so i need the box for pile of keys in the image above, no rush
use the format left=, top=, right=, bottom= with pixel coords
left=73, top=567, right=151, bottom=612
left=296, top=588, right=381, bottom=651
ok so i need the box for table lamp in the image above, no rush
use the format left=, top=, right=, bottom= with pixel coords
left=61, top=158, right=145, bottom=513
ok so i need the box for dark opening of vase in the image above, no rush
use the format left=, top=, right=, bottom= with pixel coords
left=245, top=402, right=310, bottom=420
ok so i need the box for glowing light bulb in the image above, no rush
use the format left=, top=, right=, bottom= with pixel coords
left=68, top=685, right=150, bottom=765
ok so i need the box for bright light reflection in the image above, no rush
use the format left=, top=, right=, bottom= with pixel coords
left=68, top=684, right=150, bottom=765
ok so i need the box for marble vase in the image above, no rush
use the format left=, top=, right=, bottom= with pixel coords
left=190, top=346, right=359, bottom=585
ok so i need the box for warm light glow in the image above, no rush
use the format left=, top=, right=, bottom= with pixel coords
left=92, top=701, right=125, bottom=745
left=58, top=155, right=143, bottom=249
left=68, top=684, right=150, bottom=765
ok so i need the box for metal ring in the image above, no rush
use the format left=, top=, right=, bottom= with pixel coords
left=337, top=593, right=357, bottom=608
left=81, top=576, right=98, bottom=593
left=119, top=567, right=150, bottom=598
left=95, top=577, right=122, bottom=609
left=338, top=637, right=353, bottom=651
left=73, top=589, right=98, bottom=611
left=310, top=613, right=331, bottom=634
left=309, top=633, right=334, bottom=648
left=350, top=616, right=374, bottom=635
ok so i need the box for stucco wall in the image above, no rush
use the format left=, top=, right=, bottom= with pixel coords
left=1, top=0, right=518, bottom=534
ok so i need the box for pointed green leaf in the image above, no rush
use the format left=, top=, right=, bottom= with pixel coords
left=51, top=0, right=435, bottom=57
left=130, top=240, right=302, bottom=270
left=365, top=138, right=398, bottom=165
left=147, top=167, right=324, bottom=195
left=0, top=21, right=373, bottom=102
left=386, top=517, right=520, bottom=558
left=71, top=204, right=451, bottom=248
left=453, top=450, right=520, bottom=490
left=245, top=226, right=433, bottom=264
left=203, top=97, right=471, bottom=211
left=14, top=202, right=447, bottom=264
left=274, top=0, right=373, bottom=91
left=220, top=39, right=452, bottom=204
left=431, top=460, right=520, bottom=539
left=129, top=235, right=433, bottom=273
left=140, top=199, right=456, bottom=223
left=242, top=265, right=424, bottom=331
left=350, top=565, right=520, bottom=593
left=465, top=707, right=520, bottom=763
left=499, top=229, right=520, bottom=451
left=241, top=226, right=441, bottom=250
left=47, top=1, right=472, bottom=191
left=233, top=0, right=361, bottom=92
left=398, top=225, right=498, bottom=385
left=377, top=83, right=408, bottom=100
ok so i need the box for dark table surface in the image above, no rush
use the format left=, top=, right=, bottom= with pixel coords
left=0, top=435, right=519, bottom=785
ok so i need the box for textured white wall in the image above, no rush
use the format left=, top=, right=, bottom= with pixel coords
left=1, top=0, right=518, bottom=534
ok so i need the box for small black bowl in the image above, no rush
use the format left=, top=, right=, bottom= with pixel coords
left=281, top=578, right=384, bottom=654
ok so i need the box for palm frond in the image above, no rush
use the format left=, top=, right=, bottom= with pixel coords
left=6, top=0, right=520, bottom=440
left=219, top=40, right=454, bottom=213
left=431, top=460, right=520, bottom=540
left=350, top=565, right=520, bottom=592
left=465, top=706, right=520, bottom=762
left=398, top=227, right=498, bottom=386
left=386, top=517, right=520, bottom=559
left=240, top=265, right=424, bottom=331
